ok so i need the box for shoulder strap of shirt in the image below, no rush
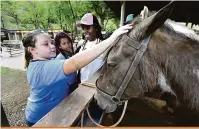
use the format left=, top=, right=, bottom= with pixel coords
left=75, top=40, right=87, bottom=54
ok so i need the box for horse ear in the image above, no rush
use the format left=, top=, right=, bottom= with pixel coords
left=134, top=1, right=175, bottom=40
left=140, top=6, right=149, bottom=20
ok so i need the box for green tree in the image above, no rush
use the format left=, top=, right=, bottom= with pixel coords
left=89, top=1, right=115, bottom=30
left=1, top=1, right=22, bottom=29
left=22, top=1, right=53, bottom=29
left=1, top=1, right=118, bottom=33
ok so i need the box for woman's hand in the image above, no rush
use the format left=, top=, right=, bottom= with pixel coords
left=108, top=24, right=132, bottom=44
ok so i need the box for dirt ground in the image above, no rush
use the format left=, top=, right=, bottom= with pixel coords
left=1, top=67, right=29, bottom=126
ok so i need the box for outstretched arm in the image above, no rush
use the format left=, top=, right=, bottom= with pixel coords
left=63, top=24, right=132, bottom=75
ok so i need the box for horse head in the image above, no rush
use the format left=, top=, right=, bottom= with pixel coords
left=94, top=1, right=176, bottom=113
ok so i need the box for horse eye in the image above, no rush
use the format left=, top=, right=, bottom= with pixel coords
left=107, top=62, right=117, bottom=68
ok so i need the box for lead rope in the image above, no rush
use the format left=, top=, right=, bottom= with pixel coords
left=80, top=111, right=84, bottom=127
left=86, top=100, right=128, bottom=127
left=80, top=106, right=105, bottom=127
left=80, top=104, right=105, bottom=127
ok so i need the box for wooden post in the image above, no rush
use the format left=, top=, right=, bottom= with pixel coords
left=14, top=33, right=17, bottom=40
left=8, top=33, right=11, bottom=40
left=120, top=1, right=126, bottom=27
left=52, top=32, right=55, bottom=39
left=21, top=32, right=24, bottom=39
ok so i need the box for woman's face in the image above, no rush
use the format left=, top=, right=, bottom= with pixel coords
left=59, top=38, right=73, bottom=56
left=82, top=25, right=97, bottom=41
left=33, top=33, right=56, bottom=59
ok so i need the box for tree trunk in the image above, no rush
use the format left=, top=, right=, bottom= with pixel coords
left=99, top=17, right=104, bottom=29
left=1, top=17, right=5, bottom=28
left=104, top=13, right=109, bottom=30
left=57, top=6, right=63, bottom=29
left=69, top=0, right=77, bottom=40
left=15, top=15, right=19, bottom=29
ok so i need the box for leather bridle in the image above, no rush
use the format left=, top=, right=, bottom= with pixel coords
left=96, top=35, right=151, bottom=105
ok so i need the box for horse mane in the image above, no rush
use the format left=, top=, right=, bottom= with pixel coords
left=142, top=14, right=199, bottom=112
left=132, top=10, right=199, bottom=43
left=162, top=20, right=199, bottom=43
left=124, top=10, right=199, bottom=112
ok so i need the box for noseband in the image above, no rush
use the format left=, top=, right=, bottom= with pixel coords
left=96, top=35, right=151, bottom=105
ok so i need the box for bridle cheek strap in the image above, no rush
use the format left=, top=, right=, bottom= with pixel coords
left=96, top=35, right=151, bottom=105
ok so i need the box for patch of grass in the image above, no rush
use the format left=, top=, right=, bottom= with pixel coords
left=1, top=67, right=10, bottom=75
left=1, top=66, right=24, bottom=74
left=1, top=66, right=27, bottom=84
left=1, top=66, right=29, bottom=126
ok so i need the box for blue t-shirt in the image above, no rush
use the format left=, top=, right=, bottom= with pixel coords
left=56, top=53, right=70, bottom=60
left=25, top=59, right=77, bottom=123
left=55, top=53, right=77, bottom=86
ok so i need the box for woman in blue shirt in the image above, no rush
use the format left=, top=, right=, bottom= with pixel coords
left=54, top=32, right=74, bottom=60
left=23, top=24, right=132, bottom=126
left=54, top=32, right=78, bottom=94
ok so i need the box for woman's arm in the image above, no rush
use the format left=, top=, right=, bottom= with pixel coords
left=63, top=24, right=132, bottom=75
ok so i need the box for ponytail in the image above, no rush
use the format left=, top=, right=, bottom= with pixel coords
left=24, top=47, right=33, bottom=68
left=22, top=30, right=44, bottom=68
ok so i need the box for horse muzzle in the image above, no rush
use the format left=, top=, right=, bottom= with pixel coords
left=94, top=90, right=118, bottom=113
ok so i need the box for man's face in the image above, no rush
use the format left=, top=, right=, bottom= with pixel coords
left=82, top=25, right=97, bottom=41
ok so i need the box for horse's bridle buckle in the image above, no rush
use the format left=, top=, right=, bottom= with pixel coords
left=111, top=96, right=122, bottom=105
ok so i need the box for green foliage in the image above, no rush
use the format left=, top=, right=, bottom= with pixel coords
left=1, top=1, right=119, bottom=34
left=88, top=1, right=115, bottom=30
left=105, top=18, right=120, bottom=32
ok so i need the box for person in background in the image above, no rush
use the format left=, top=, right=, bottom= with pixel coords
left=124, top=14, right=134, bottom=25
left=76, top=13, right=105, bottom=82
left=54, top=32, right=78, bottom=94
left=54, top=32, right=74, bottom=59
left=75, top=12, right=119, bottom=126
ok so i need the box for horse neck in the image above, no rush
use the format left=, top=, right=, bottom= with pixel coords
left=144, top=29, right=199, bottom=110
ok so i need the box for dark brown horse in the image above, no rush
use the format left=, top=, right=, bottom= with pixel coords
left=95, top=1, right=199, bottom=125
